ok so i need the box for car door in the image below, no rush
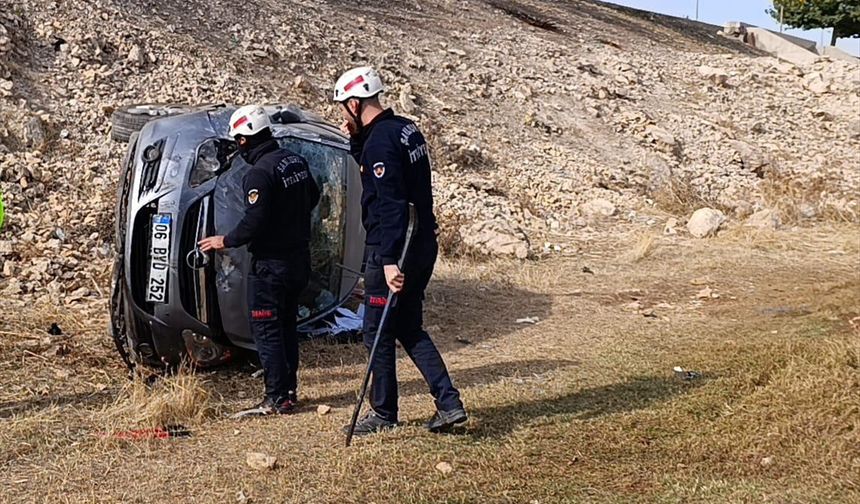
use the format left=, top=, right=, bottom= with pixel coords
left=211, top=132, right=362, bottom=349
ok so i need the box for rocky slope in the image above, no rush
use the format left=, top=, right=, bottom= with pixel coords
left=0, top=0, right=858, bottom=304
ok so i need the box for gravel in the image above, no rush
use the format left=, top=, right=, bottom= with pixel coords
left=0, top=0, right=857, bottom=303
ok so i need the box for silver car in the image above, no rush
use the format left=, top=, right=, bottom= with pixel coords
left=110, top=104, right=364, bottom=369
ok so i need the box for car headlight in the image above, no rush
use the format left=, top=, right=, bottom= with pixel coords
left=189, top=139, right=235, bottom=187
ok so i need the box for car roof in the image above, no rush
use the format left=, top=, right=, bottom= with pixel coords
left=139, top=104, right=349, bottom=149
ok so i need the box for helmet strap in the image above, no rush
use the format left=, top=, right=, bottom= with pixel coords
left=343, top=98, right=365, bottom=135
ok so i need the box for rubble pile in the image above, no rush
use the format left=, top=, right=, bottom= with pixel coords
left=0, top=0, right=857, bottom=304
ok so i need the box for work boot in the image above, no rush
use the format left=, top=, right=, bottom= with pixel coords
left=425, top=407, right=467, bottom=433
left=231, top=396, right=295, bottom=419
left=343, top=410, right=398, bottom=436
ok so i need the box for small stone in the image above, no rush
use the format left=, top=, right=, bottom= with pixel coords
left=663, top=217, right=679, bottom=235
left=435, top=461, right=454, bottom=474
left=2, top=278, right=22, bottom=295
left=696, top=287, right=713, bottom=299
left=697, top=65, right=729, bottom=86
left=746, top=209, right=781, bottom=230
left=761, top=456, right=774, bottom=467
left=246, top=452, right=277, bottom=471
left=23, top=116, right=47, bottom=149
left=686, top=208, right=725, bottom=238
left=127, top=44, right=144, bottom=66
left=799, top=203, right=817, bottom=219
left=802, top=72, right=830, bottom=94
left=624, top=301, right=643, bottom=311
left=316, top=404, right=331, bottom=416
left=398, top=85, right=417, bottom=115
left=645, top=124, right=676, bottom=148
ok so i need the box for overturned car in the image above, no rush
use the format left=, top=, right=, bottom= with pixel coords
left=110, top=104, right=364, bottom=369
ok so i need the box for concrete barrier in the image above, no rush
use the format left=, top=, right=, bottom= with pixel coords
left=819, top=45, right=859, bottom=63
left=744, top=27, right=820, bottom=66
left=723, top=22, right=820, bottom=67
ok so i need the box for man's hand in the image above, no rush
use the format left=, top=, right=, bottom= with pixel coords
left=198, top=235, right=226, bottom=253
left=384, top=264, right=404, bottom=293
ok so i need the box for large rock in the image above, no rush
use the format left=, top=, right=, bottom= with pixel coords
left=461, top=220, right=529, bottom=259
left=580, top=198, right=617, bottom=219
left=686, top=208, right=726, bottom=238
left=729, top=140, right=769, bottom=175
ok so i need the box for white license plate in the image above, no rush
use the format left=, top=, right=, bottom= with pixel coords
left=146, top=213, right=171, bottom=303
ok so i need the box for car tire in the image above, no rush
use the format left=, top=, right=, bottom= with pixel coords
left=110, top=104, right=191, bottom=142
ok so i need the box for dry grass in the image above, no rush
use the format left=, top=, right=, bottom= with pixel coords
left=101, top=368, right=218, bottom=431
left=624, top=231, right=658, bottom=262
left=1, top=226, right=859, bottom=503
left=759, top=166, right=860, bottom=224
left=651, top=176, right=724, bottom=217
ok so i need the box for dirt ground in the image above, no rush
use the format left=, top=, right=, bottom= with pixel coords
left=1, top=225, right=858, bottom=503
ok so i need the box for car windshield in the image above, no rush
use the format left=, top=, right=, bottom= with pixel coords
left=276, top=137, right=350, bottom=318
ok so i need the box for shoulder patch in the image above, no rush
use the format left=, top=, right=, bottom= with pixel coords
left=248, top=189, right=259, bottom=205
left=373, top=162, right=385, bottom=179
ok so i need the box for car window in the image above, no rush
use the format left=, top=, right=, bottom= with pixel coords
left=277, top=137, right=349, bottom=318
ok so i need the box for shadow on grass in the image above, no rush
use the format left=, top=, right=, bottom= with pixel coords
left=469, top=375, right=704, bottom=439
left=293, top=275, right=553, bottom=371
left=309, top=358, right=577, bottom=409
left=196, top=274, right=552, bottom=404
left=0, top=389, right=116, bottom=420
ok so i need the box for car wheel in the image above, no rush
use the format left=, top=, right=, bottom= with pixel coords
left=110, top=104, right=192, bottom=142
left=110, top=135, right=137, bottom=371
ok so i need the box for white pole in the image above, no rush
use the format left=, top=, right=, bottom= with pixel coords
left=695, top=0, right=699, bottom=20
left=779, top=5, right=784, bottom=33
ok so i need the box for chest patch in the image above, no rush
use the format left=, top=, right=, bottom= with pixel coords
left=373, top=162, right=385, bottom=179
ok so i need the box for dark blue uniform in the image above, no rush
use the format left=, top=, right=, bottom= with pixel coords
left=351, top=109, right=462, bottom=422
left=225, top=138, right=320, bottom=403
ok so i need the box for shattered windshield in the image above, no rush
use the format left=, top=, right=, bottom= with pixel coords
left=277, top=137, right=349, bottom=318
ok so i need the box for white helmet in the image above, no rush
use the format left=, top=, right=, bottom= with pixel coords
left=228, top=105, right=272, bottom=138
left=333, top=66, right=385, bottom=102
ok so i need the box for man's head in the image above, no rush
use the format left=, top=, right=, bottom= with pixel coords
left=228, top=105, right=274, bottom=159
left=333, top=66, right=385, bottom=133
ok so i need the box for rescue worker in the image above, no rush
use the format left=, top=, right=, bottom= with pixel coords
left=198, top=105, right=320, bottom=415
left=333, top=67, right=467, bottom=435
